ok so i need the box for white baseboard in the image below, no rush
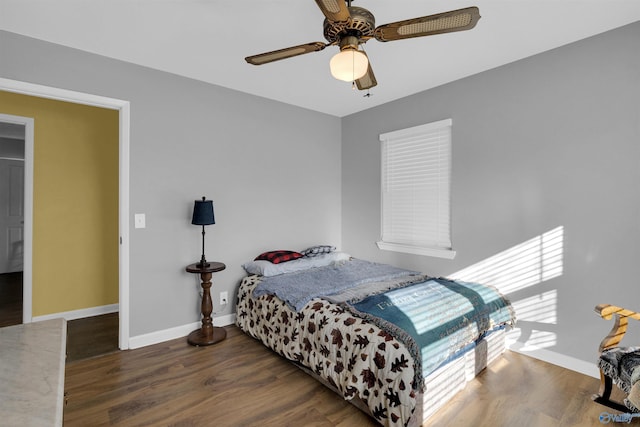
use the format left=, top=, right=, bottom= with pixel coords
left=30, top=306, right=598, bottom=379
left=128, top=313, right=236, bottom=350
left=508, top=342, right=599, bottom=378
left=32, top=303, right=119, bottom=323
left=32, top=305, right=598, bottom=379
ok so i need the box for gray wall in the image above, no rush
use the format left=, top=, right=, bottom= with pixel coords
left=3, top=21, right=640, bottom=367
left=342, top=21, right=640, bottom=365
left=0, top=137, right=24, bottom=159
left=0, top=30, right=342, bottom=337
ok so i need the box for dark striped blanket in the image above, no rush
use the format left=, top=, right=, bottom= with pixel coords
left=346, top=277, right=516, bottom=390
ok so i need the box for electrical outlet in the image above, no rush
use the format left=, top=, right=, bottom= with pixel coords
left=220, top=291, right=228, bottom=305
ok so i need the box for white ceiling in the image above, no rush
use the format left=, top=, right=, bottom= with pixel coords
left=2, top=1, right=640, bottom=117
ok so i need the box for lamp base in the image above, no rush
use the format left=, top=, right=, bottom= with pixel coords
left=187, top=326, right=226, bottom=346
left=196, top=253, right=210, bottom=268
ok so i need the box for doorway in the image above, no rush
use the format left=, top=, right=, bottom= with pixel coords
left=0, top=78, right=131, bottom=350
left=0, top=119, right=26, bottom=327
left=0, top=121, right=25, bottom=327
left=0, top=114, right=120, bottom=359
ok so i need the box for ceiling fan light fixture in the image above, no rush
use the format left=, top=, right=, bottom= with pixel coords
left=330, top=48, right=368, bottom=82
left=245, top=3, right=481, bottom=90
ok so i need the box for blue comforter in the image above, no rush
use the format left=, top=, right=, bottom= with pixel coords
left=253, top=258, right=422, bottom=311
left=348, top=277, right=515, bottom=383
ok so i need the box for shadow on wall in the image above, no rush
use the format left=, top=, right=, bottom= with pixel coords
left=449, top=226, right=564, bottom=351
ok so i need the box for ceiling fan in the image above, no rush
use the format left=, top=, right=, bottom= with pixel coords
left=245, top=1, right=481, bottom=90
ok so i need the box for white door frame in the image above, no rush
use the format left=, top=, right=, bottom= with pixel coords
left=0, top=78, right=131, bottom=350
left=0, top=114, right=32, bottom=298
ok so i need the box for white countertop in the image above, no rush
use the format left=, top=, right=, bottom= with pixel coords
left=0, top=318, right=67, bottom=426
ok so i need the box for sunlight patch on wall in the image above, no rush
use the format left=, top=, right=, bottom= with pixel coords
left=451, top=226, right=564, bottom=295
left=507, top=329, right=557, bottom=352
left=450, top=226, right=564, bottom=350
left=512, top=290, right=557, bottom=324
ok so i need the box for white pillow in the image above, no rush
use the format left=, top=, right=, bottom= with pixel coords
left=242, top=251, right=351, bottom=276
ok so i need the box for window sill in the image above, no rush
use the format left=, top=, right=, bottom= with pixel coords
left=376, top=241, right=457, bottom=259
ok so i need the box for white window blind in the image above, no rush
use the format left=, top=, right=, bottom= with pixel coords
left=377, top=119, right=455, bottom=259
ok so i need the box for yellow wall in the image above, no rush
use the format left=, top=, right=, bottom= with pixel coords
left=0, top=91, right=119, bottom=316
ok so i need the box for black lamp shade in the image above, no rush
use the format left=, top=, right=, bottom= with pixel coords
left=192, top=198, right=215, bottom=225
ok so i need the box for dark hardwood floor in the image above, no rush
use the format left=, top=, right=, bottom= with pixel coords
left=64, top=325, right=635, bottom=426
left=66, top=312, right=119, bottom=362
left=0, top=272, right=118, bottom=362
left=0, top=271, right=23, bottom=327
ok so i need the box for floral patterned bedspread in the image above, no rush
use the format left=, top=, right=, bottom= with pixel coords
left=236, top=274, right=418, bottom=426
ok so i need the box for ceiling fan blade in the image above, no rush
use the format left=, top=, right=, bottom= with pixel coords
left=245, top=42, right=327, bottom=65
left=314, top=0, right=350, bottom=22
left=355, top=54, right=377, bottom=90
left=374, top=6, right=480, bottom=42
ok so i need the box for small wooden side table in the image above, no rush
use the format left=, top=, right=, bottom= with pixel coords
left=185, top=261, right=226, bottom=346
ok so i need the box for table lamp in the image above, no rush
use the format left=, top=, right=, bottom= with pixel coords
left=191, top=196, right=215, bottom=268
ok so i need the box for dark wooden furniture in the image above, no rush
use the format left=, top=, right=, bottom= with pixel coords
left=185, top=261, right=226, bottom=346
left=592, top=303, right=640, bottom=412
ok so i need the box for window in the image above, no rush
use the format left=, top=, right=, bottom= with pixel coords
left=376, top=119, right=456, bottom=259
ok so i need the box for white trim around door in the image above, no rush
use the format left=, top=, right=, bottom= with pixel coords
left=0, top=78, right=131, bottom=350
left=0, top=113, right=33, bottom=321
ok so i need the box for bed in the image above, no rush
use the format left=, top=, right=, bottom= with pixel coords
left=236, top=249, right=515, bottom=426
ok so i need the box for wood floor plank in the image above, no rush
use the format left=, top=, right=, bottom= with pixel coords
left=0, top=272, right=22, bottom=327
left=64, top=325, right=633, bottom=426
left=66, top=312, right=119, bottom=361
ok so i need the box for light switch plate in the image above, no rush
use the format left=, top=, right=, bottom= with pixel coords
left=134, top=213, right=146, bottom=229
